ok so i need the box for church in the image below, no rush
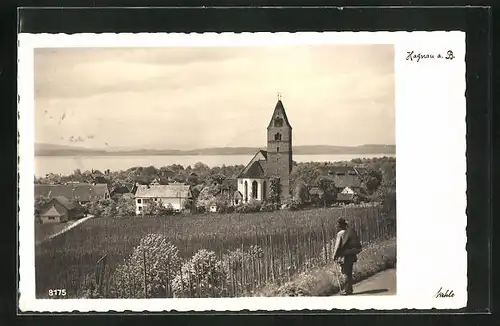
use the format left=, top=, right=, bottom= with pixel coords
left=236, top=97, right=293, bottom=204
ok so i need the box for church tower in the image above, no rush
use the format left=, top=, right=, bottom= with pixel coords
left=267, top=96, right=293, bottom=202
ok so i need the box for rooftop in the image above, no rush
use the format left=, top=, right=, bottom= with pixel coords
left=135, top=184, right=192, bottom=198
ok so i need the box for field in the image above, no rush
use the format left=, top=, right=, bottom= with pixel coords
left=35, top=205, right=395, bottom=298
left=35, top=222, right=73, bottom=244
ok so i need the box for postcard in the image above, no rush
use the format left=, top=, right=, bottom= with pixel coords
left=18, top=31, right=466, bottom=312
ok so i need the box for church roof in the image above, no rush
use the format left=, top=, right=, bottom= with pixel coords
left=267, top=100, right=292, bottom=129
left=236, top=150, right=268, bottom=178
left=237, top=160, right=268, bottom=179
left=257, top=149, right=268, bottom=159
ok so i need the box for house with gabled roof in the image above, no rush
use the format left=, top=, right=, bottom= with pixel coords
left=110, top=182, right=137, bottom=200
left=134, top=184, right=192, bottom=214
left=326, top=166, right=368, bottom=202
left=236, top=98, right=293, bottom=204
left=38, top=196, right=85, bottom=224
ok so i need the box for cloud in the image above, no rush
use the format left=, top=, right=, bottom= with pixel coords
left=35, top=45, right=395, bottom=149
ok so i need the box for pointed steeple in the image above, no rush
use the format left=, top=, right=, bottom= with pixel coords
left=268, top=99, right=292, bottom=129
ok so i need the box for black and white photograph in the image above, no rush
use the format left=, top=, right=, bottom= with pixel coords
left=18, top=32, right=467, bottom=312
left=33, top=43, right=397, bottom=299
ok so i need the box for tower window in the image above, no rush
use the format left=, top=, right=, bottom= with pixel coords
left=274, top=117, right=283, bottom=127
left=274, top=133, right=282, bottom=141
left=277, top=147, right=279, bottom=152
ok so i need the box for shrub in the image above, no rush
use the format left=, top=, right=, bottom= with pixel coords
left=284, top=198, right=301, bottom=211
left=140, top=200, right=175, bottom=217
left=260, top=202, right=276, bottom=212
left=108, top=234, right=181, bottom=298
left=172, top=249, right=227, bottom=298
left=157, top=203, right=175, bottom=217
left=194, top=205, right=206, bottom=214
left=234, top=205, right=246, bottom=213
left=222, top=205, right=235, bottom=214
left=88, top=199, right=115, bottom=217
left=215, top=201, right=230, bottom=213
left=235, top=200, right=262, bottom=214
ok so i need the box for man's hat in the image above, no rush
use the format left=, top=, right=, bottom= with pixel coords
left=337, top=218, right=347, bottom=226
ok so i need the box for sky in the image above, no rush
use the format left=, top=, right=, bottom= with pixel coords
left=34, top=45, right=395, bottom=150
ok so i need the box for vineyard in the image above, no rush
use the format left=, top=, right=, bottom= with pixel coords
left=35, top=205, right=395, bottom=298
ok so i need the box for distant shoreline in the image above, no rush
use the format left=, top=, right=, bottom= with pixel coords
left=35, top=144, right=396, bottom=157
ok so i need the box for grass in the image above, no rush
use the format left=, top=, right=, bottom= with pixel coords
left=35, top=222, right=74, bottom=244
left=257, top=238, right=397, bottom=297
left=35, top=206, right=392, bottom=298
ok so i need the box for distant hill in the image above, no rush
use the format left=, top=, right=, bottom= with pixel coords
left=35, top=143, right=108, bottom=156
left=35, top=143, right=395, bottom=156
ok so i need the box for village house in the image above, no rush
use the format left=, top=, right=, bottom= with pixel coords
left=236, top=98, right=293, bottom=204
left=197, top=178, right=242, bottom=212
left=109, top=182, right=137, bottom=200
left=328, top=166, right=367, bottom=203
left=38, top=196, right=85, bottom=224
left=90, top=175, right=109, bottom=185
left=134, top=184, right=192, bottom=215
left=35, top=183, right=110, bottom=204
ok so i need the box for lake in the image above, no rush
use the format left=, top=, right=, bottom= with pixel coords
left=34, top=153, right=395, bottom=177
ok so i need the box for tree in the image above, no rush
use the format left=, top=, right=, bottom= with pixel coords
left=143, top=200, right=163, bottom=216
left=269, top=177, right=281, bottom=207
left=116, top=193, right=136, bottom=217
left=293, top=181, right=309, bottom=205
left=290, top=164, right=322, bottom=187
left=88, top=200, right=108, bottom=217
left=316, top=176, right=337, bottom=207
left=183, top=198, right=194, bottom=212
left=364, top=168, right=383, bottom=194
left=35, top=195, right=51, bottom=214
left=103, top=199, right=117, bottom=217
left=191, top=184, right=204, bottom=200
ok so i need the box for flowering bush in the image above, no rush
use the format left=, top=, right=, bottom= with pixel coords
left=109, top=234, right=181, bottom=298
left=172, top=249, right=227, bottom=298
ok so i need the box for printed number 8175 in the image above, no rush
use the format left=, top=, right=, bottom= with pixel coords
left=48, top=289, right=67, bottom=297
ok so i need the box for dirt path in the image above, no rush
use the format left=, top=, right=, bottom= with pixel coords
left=37, top=215, right=93, bottom=245
left=351, top=269, right=397, bottom=295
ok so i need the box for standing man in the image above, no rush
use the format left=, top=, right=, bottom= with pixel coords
left=332, top=217, right=362, bottom=295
